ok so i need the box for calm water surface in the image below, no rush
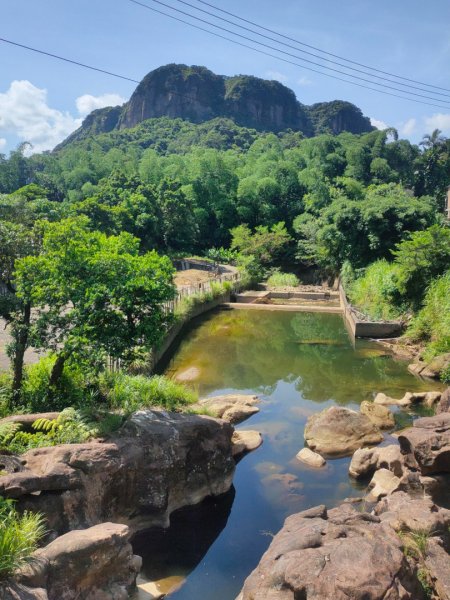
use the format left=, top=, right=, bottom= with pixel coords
left=134, top=308, right=441, bottom=600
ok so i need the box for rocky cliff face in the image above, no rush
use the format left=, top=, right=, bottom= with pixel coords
left=307, top=100, right=374, bottom=135
left=58, top=64, right=373, bottom=148
left=0, top=410, right=235, bottom=535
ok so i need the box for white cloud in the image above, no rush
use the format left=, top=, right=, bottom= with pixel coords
left=0, top=138, right=6, bottom=150
left=76, top=93, right=126, bottom=117
left=0, top=80, right=82, bottom=154
left=424, top=113, right=450, bottom=134
left=370, top=117, right=388, bottom=130
left=265, top=70, right=288, bottom=84
left=399, top=118, right=417, bottom=136
left=297, top=76, right=313, bottom=86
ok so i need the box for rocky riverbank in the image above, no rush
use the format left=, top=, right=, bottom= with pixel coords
left=1, top=396, right=263, bottom=599
left=237, top=388, right=450, bottom=600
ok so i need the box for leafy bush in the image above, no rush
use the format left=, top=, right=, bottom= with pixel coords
left=21, top=356, right=88, bottom=412
left=347, top=260, right=404, bottom=321
left=0, top=498, right=46, bottom=580
left=266, top=270, right=300, bottom=288
left=406, top=271, right=450, bottom=360
left=99, top=372, right=197, bottom=413
left=204, top=247, right=237, bottom=264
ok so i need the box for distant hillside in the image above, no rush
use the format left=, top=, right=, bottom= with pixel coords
left=57, top=64, right=373, bottom=149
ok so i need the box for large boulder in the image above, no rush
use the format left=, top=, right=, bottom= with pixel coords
left=2, top=523, right=141, bottom=600
left=193, top=394, right=260, bottom=424
left=397, top=413, right=450, bottom=475
left=0, top=410, right=236, bottom=535
left=304, top=406, right=383, bottom=457
left=237, top=502, right=425, bottom=600
left=360, top=400, right=395, bottom=429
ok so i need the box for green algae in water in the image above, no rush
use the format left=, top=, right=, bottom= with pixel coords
left=141, top=309, right=442, bottom=600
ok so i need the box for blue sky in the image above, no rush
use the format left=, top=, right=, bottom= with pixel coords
left=1, top=0, right=450, bottom=153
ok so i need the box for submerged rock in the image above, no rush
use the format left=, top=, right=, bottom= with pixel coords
left=295, top=447, right=326, bottom=468
left=3, top=522, right=140, bottom=600
left=237, top=501, right=425, bottom=600
left=304, top=406, right=383, bottom=457
left=193, top=394, right=260, bottom=424
left=360, top=400, right=395, bottom=429
left=0, top=410, right=235, bottom=534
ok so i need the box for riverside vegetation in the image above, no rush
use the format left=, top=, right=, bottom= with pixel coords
left=0, top=64, right=449, bottom=590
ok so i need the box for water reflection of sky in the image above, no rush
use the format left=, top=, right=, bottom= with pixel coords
left=137, top=309, right=442, bottom=600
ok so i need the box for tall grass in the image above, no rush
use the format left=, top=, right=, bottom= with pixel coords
left=99, top=372, right=197, bottom=413
left=266, top=271, right=300, bottom=288
left=347, top=260, right=404, bottom=321
left=0, top=498, right=46, bottom=580
left=406, top=271, right=450, bottom=360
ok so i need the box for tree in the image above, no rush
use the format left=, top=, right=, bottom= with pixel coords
left=419, top=129, right=446, bottom=150
left=14, top=218, right=175, bottom=388
left=392, top=225, right=450, bottom=305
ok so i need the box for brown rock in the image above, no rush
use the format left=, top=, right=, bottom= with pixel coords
left=366, top=468, right=401, bottom=501
left=0, top=410, right=235, bottom=534
left=426, top=538, right=450, bottom=600
left=194, top=394, right=260, bottom=424
left=349, top=444, right=404, bottom=479
left=436, top=387, right=450, bottom=414
left=9, top=522, right=141, bottom=600
left=304, top=406, right=383, bottom=457
left=295, top=447, right=326, bottom=468
left=360, top=400, right=395, bottom=429
left=397, top=413, right=450, bottom=475
left=375, top=491, right=450, bottom=534
left=374, top=392, right=411, bottom=407
left=238, top=502, right=425, bottom=600
left=408, top=353, right=450, bottom=379
left=231, top=430, right=263, bottom=458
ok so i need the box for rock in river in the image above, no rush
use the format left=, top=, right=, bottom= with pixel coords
left=304, top=406, right=383, bottom=457
left=193, top=394, right=260, bottom=424
left=360, top=400, right=395, bottom=429
left=295, top=447, right=326, bottom=468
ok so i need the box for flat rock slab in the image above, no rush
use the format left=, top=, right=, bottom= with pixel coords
left=296, top=447, right=326, bottom=468
left=360, top=400, right=395, bottom=429
left=194, top=394, right=260, bottom=424
left=366, top=468, right=401, bottom=501
left=408, top=353, right=450, bottom=379
left=304, top=406, right=383, bottom=457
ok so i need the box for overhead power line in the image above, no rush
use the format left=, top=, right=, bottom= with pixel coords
left=173, top=0, right=450, bottom=99
left=0, top=37, right=140, bottom=84
left=192, top=0, right=450, bottom=94
left=127, top=0, right=450, bottom=109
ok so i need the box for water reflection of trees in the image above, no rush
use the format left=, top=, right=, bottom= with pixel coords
left=169, top=310, right=438, bottom=404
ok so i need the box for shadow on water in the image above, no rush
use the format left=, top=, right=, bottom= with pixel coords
left=138, top=308, right=443, bottom=600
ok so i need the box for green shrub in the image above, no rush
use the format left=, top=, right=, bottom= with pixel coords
left=99, top=372, right=197, bottom=413
left=0, top=498, right=46, bottom=580
left=406, top=271, right=450, bottom=360
left=267, top=271, right=300, bottom=288
left=347, top=260, right=404, bottom=321
left=0, top=374, right=12, bottom=418
left=21, top=356, right=89, bottom=412
left=204, top=247, right=237, bottom=264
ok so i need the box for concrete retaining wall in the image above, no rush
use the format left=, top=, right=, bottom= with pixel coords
left=150, top=292, right=230, bottom=372
left=339, top=284, right=403, bottom=338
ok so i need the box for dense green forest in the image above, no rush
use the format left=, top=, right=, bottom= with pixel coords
left=0, top=116, right=449, bottom=420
